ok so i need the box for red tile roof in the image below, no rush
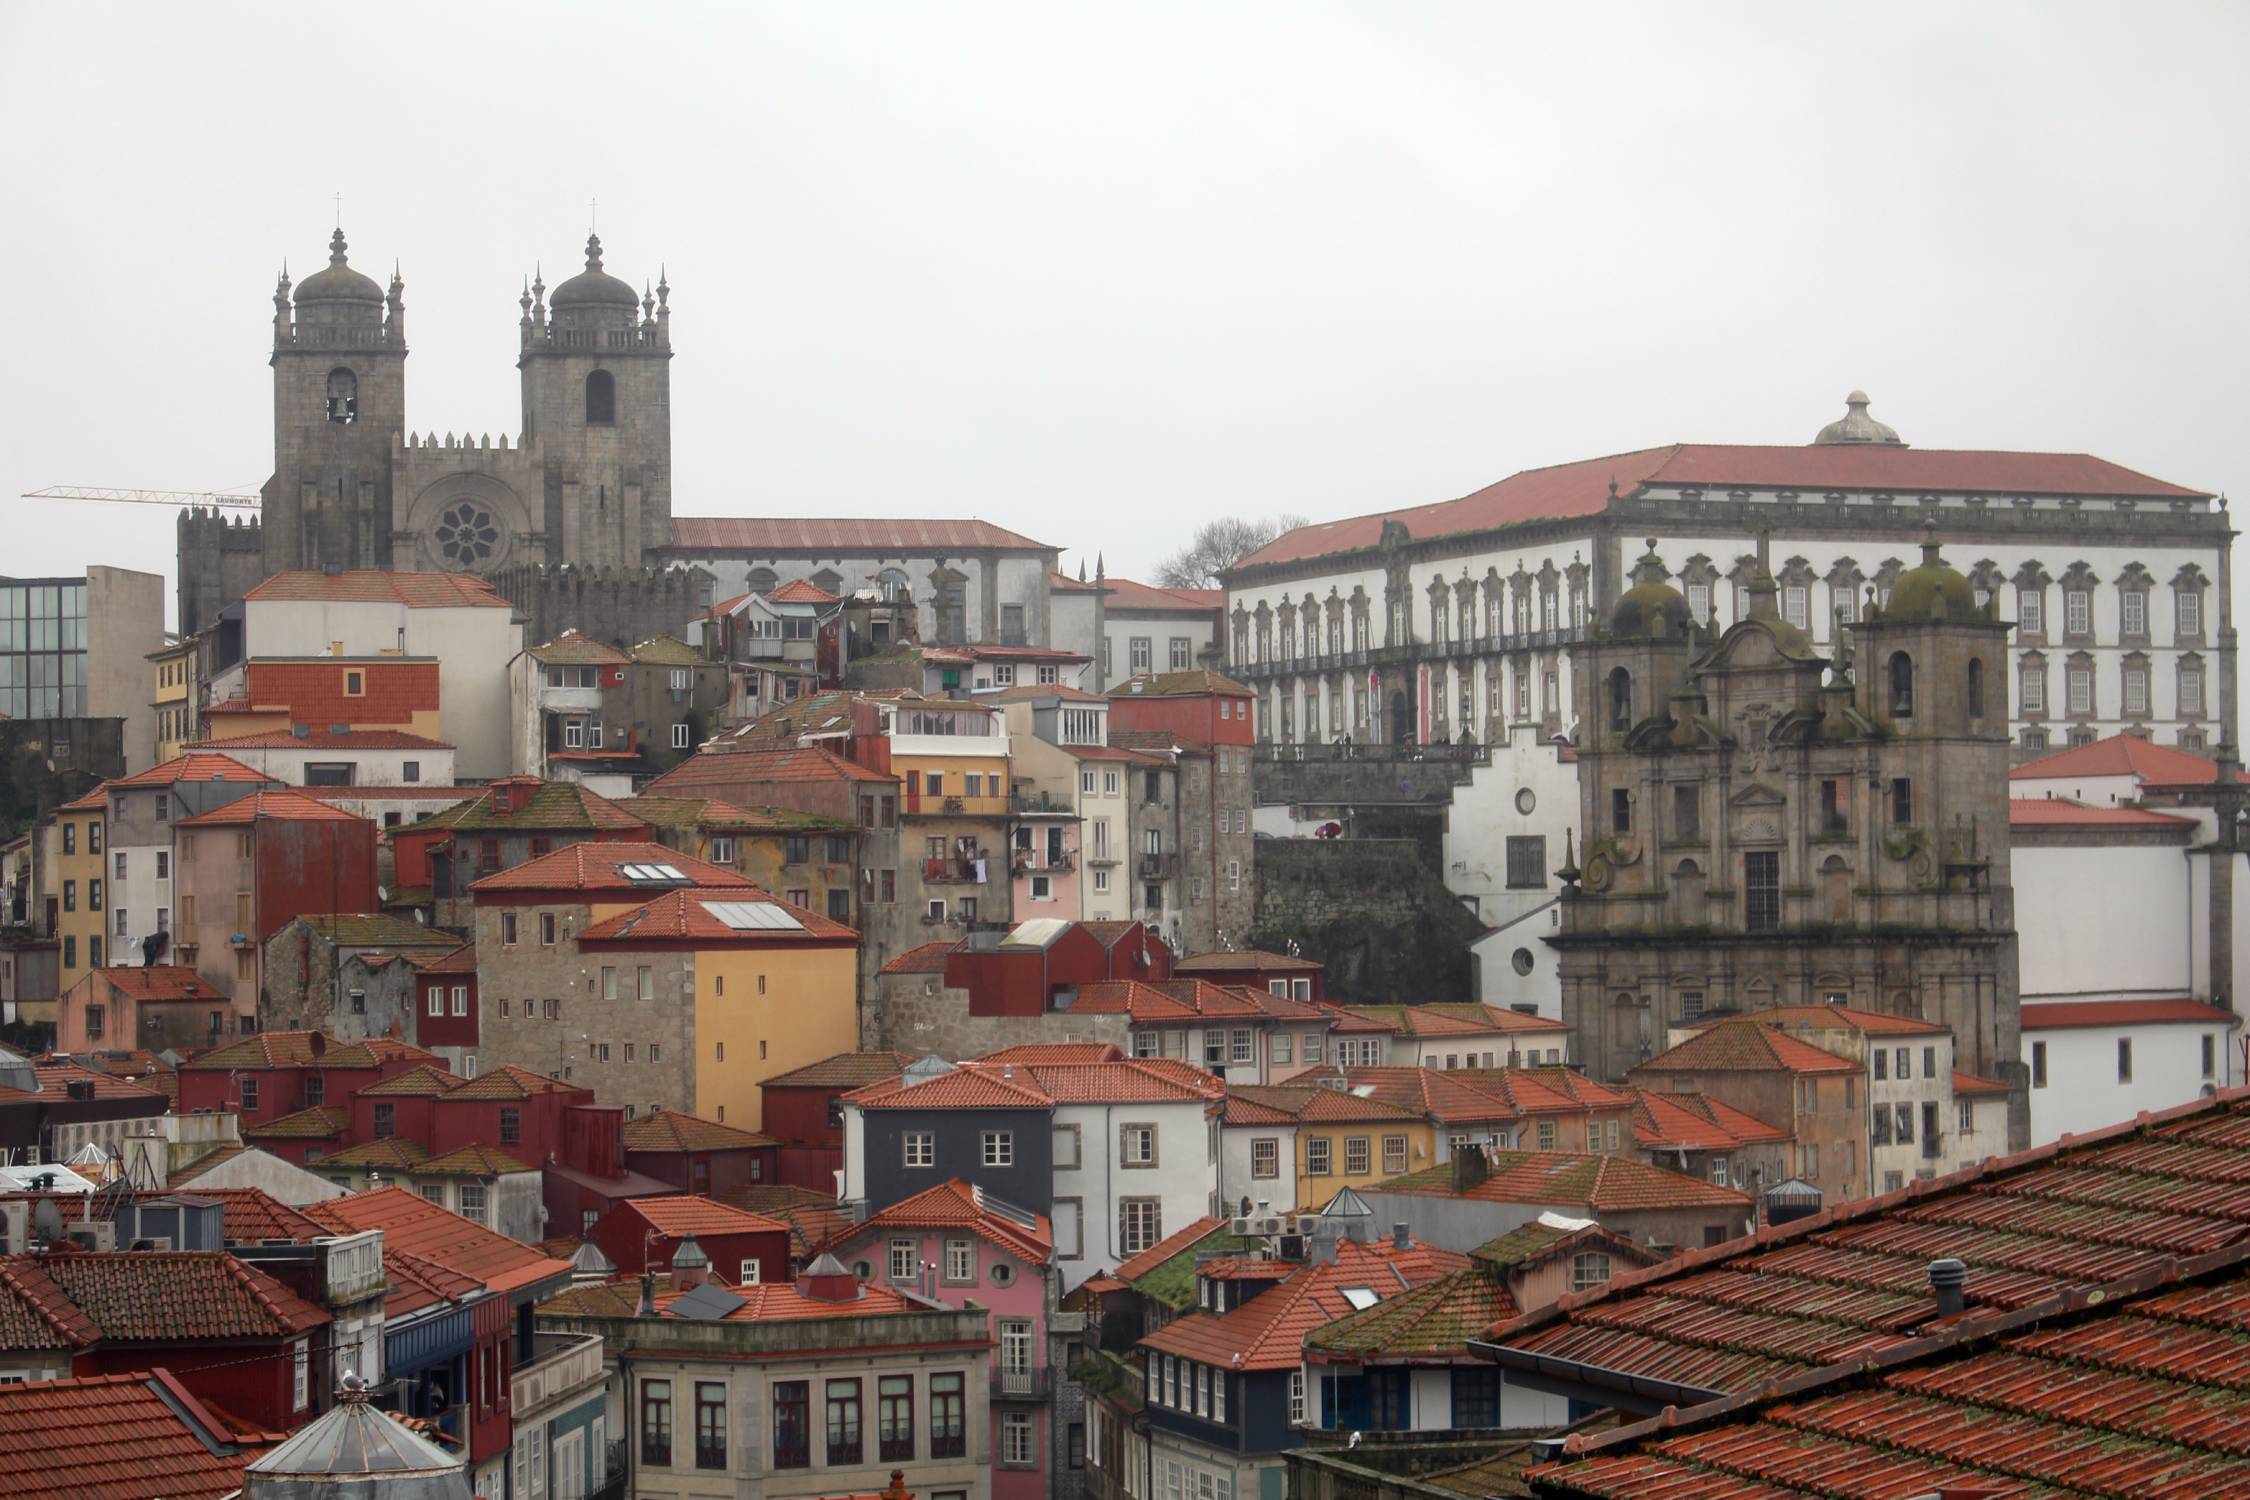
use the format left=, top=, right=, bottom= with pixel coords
left=1100, top=576, right=1227, bottom=612
left=1634, top=1018, right=1861, bottom=1076
left=1072, top=978, right=1330, bottom=1024
left=1113, top=1216, right=1231, bottom=1285
left=850, top=1058, right=1225, bottom=1110
left=2019, top=998, right=2241, bottom=1029
left=108, top=752, right=269, bottom=788
left=303, top=1187, right=570, bottom=1295
left=759, top=1051, right=920, bottom=1090
left=173, top=789, right=365, bottom=826
left=1303, top=1265, right=1521, bottom=1361
left=2008, top=796, right=2200, bottom=826
left=765, top=578, right=841, bottom=604
left=241, top=1105, right=351, bottom=1141
left=242, top=570, right=512, bottom=607
left=1490, top=1086, right=2250, bottom=1424
left=878, top=940, right=956, bottom=975
left=1952, top=1069, right=2012, bottom=1097
left=467, top=840, right=756, bottom=895
left=835, top=1178, right=1053, bottom=1265
left=82, top=964, right=220, bottom=1004
left=0, top=1370, right=254, bottom=1500
left=973, top=1042, right=1126, bottom=1065
left=3, top=1251, right=328, bottom=1343
left=621, top=1109, right=778, bottom=1154
left=527, top=629, right=631, bottom=664
left=184, top=1188, right=332, bottom=1244
left=1239, top=445, right=2206, bottom=569
left=187, top=728, right=452, bottom=750
left=183, top=1033, right=437, bottom=1072
left=418, top=1143, right=533, bottom=1176
left=18, top=1060, right=165, bottom=1104
left=2010, top=733, right=2241, bottom=786
left=667, top=517, right=1053, bottom=553
left=1373, top=1151, right=1751, bottom=1213
left=1628, top=1089, right=1791, bottom=1155
left=1140, top=1237, right=1469, bottom=1370
left=1339, top=1003, right=1572, bottom=1038
left=402, top=777, right=652, bottom=834
left=713, top=1185, right=855, bottom=1261
left=617, top=1195, right=788, bottom=1240
left=443, top=1062, right=582, bottom=1101
left=576, top=886, right=858, bottom=944
left=1226, top=1084, right=1426, bottom=1126
left=1337, top=1065, right=1633, bottom=1123
left=56, top=784, right=112, bottom=812
left=407, top=941, right=477, bottom=974
left=1173, top=948, right=1324, bottom=974
left=543, top=1271, right=928, bottom=1322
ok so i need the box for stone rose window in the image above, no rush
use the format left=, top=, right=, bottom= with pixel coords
left=434, top=501, right=501, bottom=566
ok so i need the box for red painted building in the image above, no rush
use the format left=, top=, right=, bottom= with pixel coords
left=0, top=1250, right=330, bottom=1432
left=176, top=1032, right=440, bottom=1126
left=621, top=1108, right=779, bottom=1197
left=171, top=791, right=380, bottom=1008
left=757, top=1050, right=917, bottom=1189
left=406, top=940, right=478, bottom=1056
left=348, top=1062, right=595, bottom=1160
left=945, top=918, right=1173, bottom=1018
left=1106, top=666, right=1256, bottom=749
left=588, top=1194, right=793, bottom=1286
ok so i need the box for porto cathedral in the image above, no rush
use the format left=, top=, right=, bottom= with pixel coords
left=176, top=227, right=689, bottom=638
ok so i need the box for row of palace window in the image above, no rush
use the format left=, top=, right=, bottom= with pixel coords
left=1237, top=570, right=2206, bottom=667
left=640, top=1371, right=969, bottom=1471
left=2018, top=656, right=2206, bottom=720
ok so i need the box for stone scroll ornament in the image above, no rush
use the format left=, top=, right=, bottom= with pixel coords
left=1578, top=837, right=1642, bottom=894
left=1881, top=826, right=1937, bottom=887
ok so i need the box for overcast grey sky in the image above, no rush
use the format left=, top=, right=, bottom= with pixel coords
left=3, top=1, right=2246, bottom=625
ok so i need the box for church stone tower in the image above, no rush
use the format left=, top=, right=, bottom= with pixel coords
left=262, top=228, right=407, bottom=577
left=517, top=234, right=673, bottom=571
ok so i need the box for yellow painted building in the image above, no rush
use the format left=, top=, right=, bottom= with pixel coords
left=1229, top=1086, right=1439, bottom=1210
left=52, top=784, right=110, bottom=990
left=623, top=796, right=862, bottom=928
left=577, top=885, right=861, bottom=1131
left=149, top=638, right=199, bottom=766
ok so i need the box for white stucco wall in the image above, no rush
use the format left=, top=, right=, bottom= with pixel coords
left=2013, top=842, right=2196, bottom=1001
left=1052, top=1098, right=1213, bottom=1289
left=2026, top=1017, right=2238, bottom=1145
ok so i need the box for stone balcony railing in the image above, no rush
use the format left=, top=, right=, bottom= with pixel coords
left=513, top=1331, right=604, bottom=1420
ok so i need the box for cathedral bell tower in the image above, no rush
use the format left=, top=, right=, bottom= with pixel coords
left=517, top=234, right=673, bottom=571
left=264, top=228, right=407, bottom=576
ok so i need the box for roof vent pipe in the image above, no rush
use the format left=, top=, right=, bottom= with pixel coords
left=1928, top=1257, right=1967, bottom=1319
left=1392, top=1222, right=1409, bottom=1250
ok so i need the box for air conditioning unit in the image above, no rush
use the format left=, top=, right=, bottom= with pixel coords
left=1255, top=1215, right=1286, bottom=1237
left=1228, top=1216, right=1256, bottom=1237
left=1294, top=1215, right=1320, bottom=1236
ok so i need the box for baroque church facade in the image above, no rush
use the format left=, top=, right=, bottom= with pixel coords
left=177, top=228, right=697, bottom=641
left=1552, top=534, right=2026, bottom=1148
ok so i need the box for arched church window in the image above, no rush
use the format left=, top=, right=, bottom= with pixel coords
left=746, top=567, right=779, bottom=594
left=1967, top=658, right=1985, bottom=719
left=585, top=369, right=616, bottom=425
left=1607, top=667, right=1631, bottom=732
left=326, top=368, right=358, bottom=425
left=1888, top=651, right=1914, bottom=717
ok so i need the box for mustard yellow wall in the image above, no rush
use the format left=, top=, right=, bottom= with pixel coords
left=1294, top=1119, right=1438, bottom=1209
left=55, top=810, right=107, bottom=989
left=692, top=943, right=860, bottom=1130
left=692, top=829, right=856, bottom=919
left=894, top=753, right=1010, bottom=816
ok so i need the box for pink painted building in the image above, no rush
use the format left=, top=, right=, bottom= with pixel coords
left=827, top=1177, right=1059, bottom=1500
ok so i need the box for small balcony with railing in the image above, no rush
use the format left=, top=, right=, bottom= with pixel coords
left=511, top=1331, right=605, bottom=1423
left=993, top=1363, right=1054, bottom=1402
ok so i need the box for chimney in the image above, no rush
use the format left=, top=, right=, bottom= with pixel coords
left=671, top=1234, right=710, bottom=1290
left=1391, top=1222, right=1409, bottom=1250
left=1452, top=1143, right=1489, bottom=1193
left=637, top=1271, right=657, bottom=1316
left=880, top=1471, right=911, bottom=1500
left=1928, top=1257, right=1967, bottom=1320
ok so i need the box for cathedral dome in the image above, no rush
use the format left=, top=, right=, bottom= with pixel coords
left=1885, top=534, right=1979, bottom=622
left=550, top=233, right=640, bottom=308
left=1609, top=540, right=1693, bottom=641
left=1813, top=390, right=1905, bottom=446
left=293, top=229, right=385, bottom=306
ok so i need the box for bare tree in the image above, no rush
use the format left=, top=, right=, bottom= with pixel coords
left=1155, top=514, right=1309, bottom=590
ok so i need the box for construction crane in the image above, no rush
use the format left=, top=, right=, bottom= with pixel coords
left=22, top=484, right=260, bottom=511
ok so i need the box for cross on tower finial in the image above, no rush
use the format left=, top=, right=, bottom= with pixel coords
left=333, top=190, right=341, bottom=229
left=591, top=196, right=598, bottom=233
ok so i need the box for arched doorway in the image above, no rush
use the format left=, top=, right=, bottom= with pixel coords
left=1389, top=689, right=1411, bottom=746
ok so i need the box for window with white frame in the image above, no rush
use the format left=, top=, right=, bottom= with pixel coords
left=739, top=1259, right=761, bottom=1284
left=1003, top=1411, right=1036, bottom=1465
left=1120, top=1123, right=1156, bottom=1166
left=1252, top=1138, right=1279, bottom=1177
left=945, top=1238, right=974, bottom=1282
left=1306, top=1137, right=1332, bottom=1175
left=1289, top=1369, right=1306, bottom=1424
left=1119, top=1197, right=1162, bottom=1254
left=889, top=1238, right=917, bottom=1282
left=904, top=1132, right=935, bottom=1167
left=982, top=1130, right=1014, bottom=1166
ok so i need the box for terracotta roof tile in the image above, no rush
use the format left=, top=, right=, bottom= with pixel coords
left=183, top=1033, right=436, bottom=1072
left=666, top=516, right=1053, bottom=553
left=760, top=1051, right=920, bottom=1090
left=1114, top=1216, right=1233, bottom=1285
left=618, top=796, right=851, bottom=833
left=400, top=778, right=652, bottom=835
left=243, top=570, right=511, bottom=608
left=765, top=578, right=840, bottom=604
left=2011, top=733, right=2242, bottom=787
left=407, top=941, right=478, bottom=974
left=240, top=1105, right=351, bottom=1141
left=546, top=1271, right=926, bottom=1321
left=7, top=1251, right=328, bottom=1343
left=1691, top=1002, right=1949, bottom=1037
left=1140, top=1237, right=1469, bottom=1370
left=418, top=1143, right=534, bottom=1176
left=973, top=1042, right=1126, bottom=1065
left=713, top=1186, right=854, bottom=1261
left=468, top=840, right=756, bottom=895
left=1226, top=1084, right=1425, bottom=1125
left=285, top=914, right=457, bottom=948
left=834, top=1178, right=1052, bottom=1266
left=186, top=729, right=452, bottom=750
left=1100, top=576, right=1227, bottom=613
left=0, top=1370, right=252, bottom=1500
left=173, top=789, right=364, bottom=826
left=878, top=940, right=956, bottom=976
left=621, top=1109, right=779, bottom=1154
left=2008, top=797, right=2201, bottom=827
left=617, top=1195, right=789, bottom=1239
left=1107, top=669, right=1254, bottom=698
left=2020, top=999, right=2241, bottom=1029
left=107, top=752, right=270, bottom=788
left=1628, top=1088, right=1791, bottom=1154
left=79, top=965, right=224, bottom=1006
left=303, top=1187, right=569, bottom=1295
left=1304, top=1265, right=1520, bottom=1359
left=442, top=1063, right=580, bottom=1100
left=850, top=1058, right=1224, bottom=1111
left=319, top=1137, right=433, bottom=1170
left=1373, top=1151, right=1750, bottom=1213
left=1238, top=444, right=2207, bottom=571
left=576, top=886, right=857, bottom=944
left=1634, top=1018, right=1861, bottom=1076
left=1339, top=1004, right=1572, bottom=1038
left=643, top=745, right=896, bottom=794
left=527, top=629, right=631, bottom=664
